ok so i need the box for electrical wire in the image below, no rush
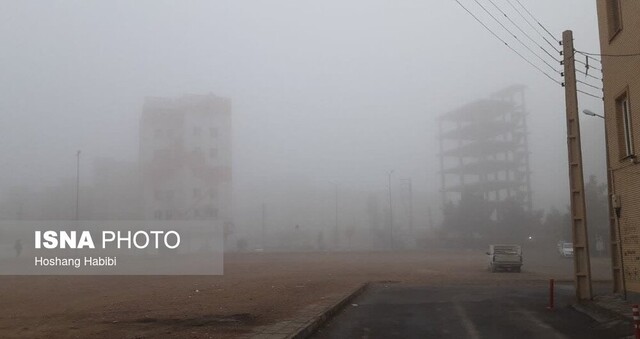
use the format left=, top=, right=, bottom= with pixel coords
left=575, top=50, right=602, bottom=63
left=471, top=0, right=559, bottom=73
left=577, top=79, right=603, bottom=91
left=577, top=89, right=604, bottom=100
left=576, top=69, right=602, bottom=82
left=452, top=0, right=562, bottom=86
left=513, top=0, right=558, bottom=42
left=504, top=0, right=561, bottom=53
left=575, top=49, right=640, bottom=57
left=575, top=58, right=602, bottom=72
left=486, top=0, right=561, bottom=63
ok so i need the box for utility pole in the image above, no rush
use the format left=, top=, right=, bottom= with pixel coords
left=562, top=30, right=592, bottom=301
left=387, top=170, right=394, bottom=249
left=76, top=150, right=81, bottom=221
left=261, top=203, right=266, bottom=249
left=332, top=182, right=339, bottom=248
left=401, top=178, right=413, bottom=235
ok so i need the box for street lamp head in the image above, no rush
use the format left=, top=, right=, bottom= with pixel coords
left=582, top=109, right=605, bottom=119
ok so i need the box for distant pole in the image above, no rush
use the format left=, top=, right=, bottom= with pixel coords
left=402, top=178, right=413, bottom=235
left=332, top=182, right=339, bottom=248
left=562, top=30, right=592, bottom=301
left=261, top=203, right=266, bottom=248
left=76, top=150, right=81, bottom=221
left=387, top=170, right=394, bottom=249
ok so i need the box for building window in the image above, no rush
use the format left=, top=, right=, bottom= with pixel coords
left=204, top=206, right=218, bottom=218
left=153, top=149, right=170, bottom=160
left=617, top=92, right=634, bottom=159
left=209, top=148, right=218, bottom=159
left=208, top=188, right=218, bottom=200
left=607, top=0, right=622, bottom=40
left=154, top=190, right=174, bottom=201
left=210, top=127, right=218, bottom=138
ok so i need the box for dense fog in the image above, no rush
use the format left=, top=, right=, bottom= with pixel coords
left=0, top=1, right=608, bottom=251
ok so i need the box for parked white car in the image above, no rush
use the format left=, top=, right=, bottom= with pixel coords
left=559, top=242, right=574, bottom=257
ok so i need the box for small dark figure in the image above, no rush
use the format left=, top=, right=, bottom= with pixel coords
left=14, top=239, right=22, bottom=257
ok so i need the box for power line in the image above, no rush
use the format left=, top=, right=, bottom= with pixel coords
left=575, top=50, right=602, bottom=63
left=505, top=0, right=561, bottom=53
left=575, top=57, right=602, bottom=72
left=577, top=88, right=604, bottom=100
left=513, top=0, right=558, bottom=42
left=576, top=69, right=602, bottom=81
left=575, top=49, right=640, bottom=57
left=577, top=79, right=603, bottom=91
left=486, top=0, right=561, bottom=64
left=575, top=59, right=602, bottom=72
left=471, top=0, right=560, bottom=73
left=453, top=0, right=562, bottom=86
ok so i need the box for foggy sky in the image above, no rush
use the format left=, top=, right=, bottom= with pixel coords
left=0, top=0, right=605, bottom=213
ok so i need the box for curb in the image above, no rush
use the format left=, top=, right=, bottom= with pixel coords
left=572, top=302, right=627, bottom=324
left=287, top=282, right=369, bottom=339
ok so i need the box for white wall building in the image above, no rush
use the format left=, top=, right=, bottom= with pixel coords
left=139, top=94, right=232, bottom=226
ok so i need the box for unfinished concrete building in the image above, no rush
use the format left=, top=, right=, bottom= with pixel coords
left=438, top=85, right=533, bottom=216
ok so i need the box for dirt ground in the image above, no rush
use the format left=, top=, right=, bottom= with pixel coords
left=0, top=248, right=613, bottom=338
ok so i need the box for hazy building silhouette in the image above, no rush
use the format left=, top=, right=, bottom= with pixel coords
left=139, top=94, right=232, bottom=225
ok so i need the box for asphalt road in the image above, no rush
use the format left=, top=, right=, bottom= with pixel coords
left=312, top=282, right=631, bottom=339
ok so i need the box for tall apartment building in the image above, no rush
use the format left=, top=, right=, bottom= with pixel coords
left=438, top=85, right=533, bottom=216
left=139, top=94, right=232, bottom=227
left=596, top=0, right=640, bottom=293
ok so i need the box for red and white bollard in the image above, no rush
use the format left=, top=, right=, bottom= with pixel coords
left=547, top=279, right=555, bottom=310
left=633, top=304, right=640, bottom=339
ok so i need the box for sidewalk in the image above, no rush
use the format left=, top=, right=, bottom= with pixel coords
left=574, top=294, right=633, bottom=322
left=573, top=293, right=638, bottom=338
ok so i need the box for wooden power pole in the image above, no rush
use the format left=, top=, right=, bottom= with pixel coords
left=562, top=30, right=593, bottom=301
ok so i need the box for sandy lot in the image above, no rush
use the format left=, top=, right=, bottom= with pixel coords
left=0, top=248, right=613, bottom=338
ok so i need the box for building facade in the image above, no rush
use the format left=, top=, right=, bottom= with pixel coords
left=139, top=94, right=232, bottom=227
left=438, top=85, right=533, bottom=216
left=596, top=0, right=640, bottom=293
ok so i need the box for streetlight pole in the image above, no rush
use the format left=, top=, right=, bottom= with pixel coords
left=331, top=182, right=338, bottom=248
left=261, top=203, right=266, bottom=249
left=76, top=150, right=81, bottom=221
left=401, top=178, right=413, bottom=235
left=387, top=170, right=394, bottom=249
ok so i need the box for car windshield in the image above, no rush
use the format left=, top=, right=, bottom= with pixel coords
left=494, top=248, right=519, bottom=254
